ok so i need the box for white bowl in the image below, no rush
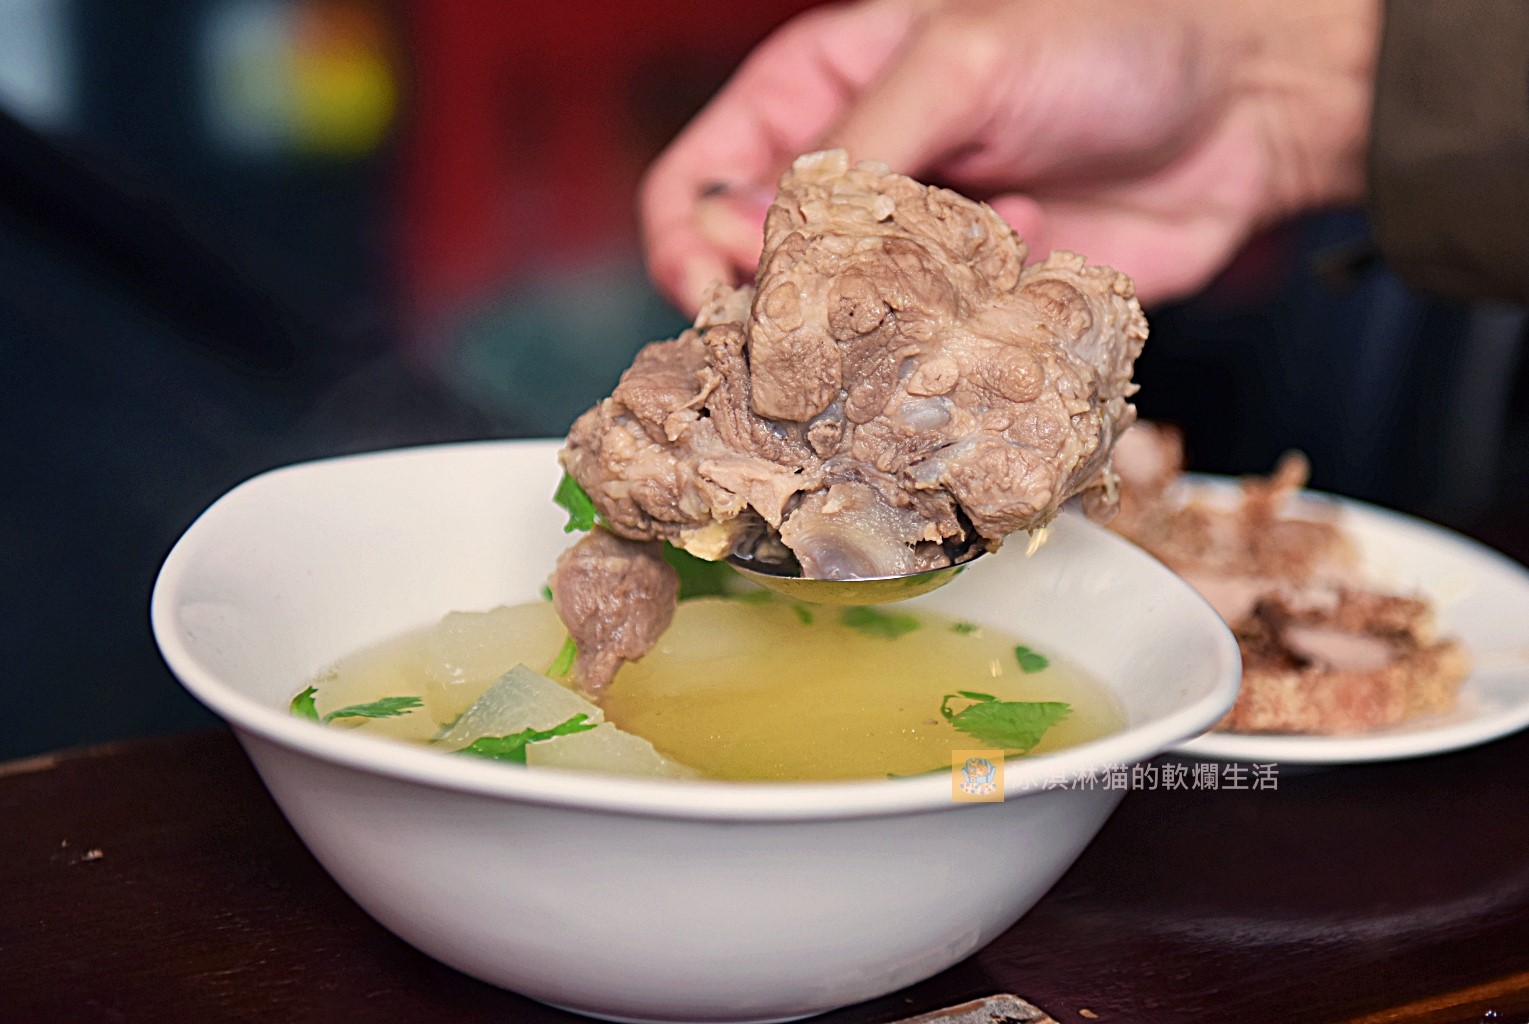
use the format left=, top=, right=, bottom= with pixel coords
left=151, top=440, right=1239, bottom=1024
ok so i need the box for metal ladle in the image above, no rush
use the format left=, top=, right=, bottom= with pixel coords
left=724, top=546, right=986, bottom=606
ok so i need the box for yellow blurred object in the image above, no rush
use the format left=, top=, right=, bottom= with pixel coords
left=288, top=1, right=396, bottom=156
left=202, top=0, right=396, bottom=158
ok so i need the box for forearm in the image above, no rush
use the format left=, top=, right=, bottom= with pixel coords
left=1368, top=0, right=1529, bottom=303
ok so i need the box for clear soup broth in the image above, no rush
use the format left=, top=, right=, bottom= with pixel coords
left=306, top=596, right=1123, bottom=782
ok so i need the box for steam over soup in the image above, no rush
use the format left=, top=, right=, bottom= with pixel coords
left=295, top=596, right=1121, bottom=782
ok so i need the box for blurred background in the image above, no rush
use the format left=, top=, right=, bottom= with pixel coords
left=2, top=0, right=1525, bottom=760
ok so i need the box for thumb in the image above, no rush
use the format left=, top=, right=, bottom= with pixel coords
left=695, top=185, right=775, bottom=278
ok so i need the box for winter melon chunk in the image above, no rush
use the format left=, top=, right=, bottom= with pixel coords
left=438, top=663, right=602, bottom=752
left=528, top=724, right=699, bottom=779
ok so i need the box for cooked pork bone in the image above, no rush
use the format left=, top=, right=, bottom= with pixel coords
left=1227, top=588, right=1468, bottom=733
left=550, top=529, right=679, bottom=693
left=1108, top=422, right=1468, bottom=734
left=562, top=150, right=1147, bottom=581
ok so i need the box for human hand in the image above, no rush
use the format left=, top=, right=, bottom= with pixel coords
left=640, top=0, right=1379, bottom=314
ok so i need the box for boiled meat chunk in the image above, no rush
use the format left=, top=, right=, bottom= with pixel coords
left=563, top=150, right=1146, bottom=581
left=549, top=529, right=679, bottom=693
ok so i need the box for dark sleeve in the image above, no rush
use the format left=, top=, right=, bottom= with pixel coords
left=1368, top=0, right=1529, bottom=304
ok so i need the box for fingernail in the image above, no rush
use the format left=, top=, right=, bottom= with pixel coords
left=732, top=186, right=775, bottom=224
left=700, top=181, right=773, bottom=223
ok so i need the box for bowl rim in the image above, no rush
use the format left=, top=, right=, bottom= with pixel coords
left=151, top=440, right=1241, bottom=823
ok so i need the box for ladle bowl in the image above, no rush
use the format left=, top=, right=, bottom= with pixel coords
left=725, top=549, right=987, bottom=605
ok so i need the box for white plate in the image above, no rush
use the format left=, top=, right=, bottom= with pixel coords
left=1172, top=479, right=1529, bottom=764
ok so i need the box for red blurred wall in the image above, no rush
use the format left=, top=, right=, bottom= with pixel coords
left=398, top=0, right=819, bottom=339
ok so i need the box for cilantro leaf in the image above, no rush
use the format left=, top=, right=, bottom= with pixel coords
left=324, top=696, right=425, bottom=722
left=792, top=604, right=814, bottom=625
left=292, top=687, right=425, bottom=725
left=955, top=690, right=997, bottom=702
left=1014, top=646, right=1050, bottom=674
left=661, top=542, right=739, bottom=600
left=539, top=583, right=553, bottom=602
left=554, top=472, right=598, bottom=533
left=455, top=734, right=535, bottom=763
left=840, top=606, right=920, bottom=639
left=455, top=713, right=599, bottom=763
left=940, top=692, right=1070, bottom=753
left=951, top=621, right=980, bottom=635
left=547, top=635, right=577, bottom=678
left=290, top=686, right=320, bottom=721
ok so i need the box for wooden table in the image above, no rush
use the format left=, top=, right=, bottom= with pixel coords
left=2, top=728, right=1528, bottom=1024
